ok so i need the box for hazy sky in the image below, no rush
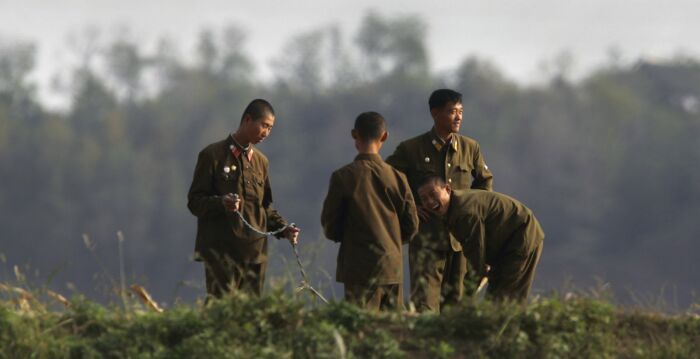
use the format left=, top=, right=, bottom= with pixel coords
left=1, top=0, right=699, bottom=108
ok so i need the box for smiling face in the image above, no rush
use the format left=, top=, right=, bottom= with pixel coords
left=431, top=101, right=463, bottom=137
left=242, top=113, right=275, bottom=145
left=417, top=180, right=452, bottom=217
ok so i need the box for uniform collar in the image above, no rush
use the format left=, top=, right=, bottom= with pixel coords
left=228, top=134, right=254, bottom=161
left=354, top=153, right=383, bottom=163
left=429, top=128, right=458, bottom=152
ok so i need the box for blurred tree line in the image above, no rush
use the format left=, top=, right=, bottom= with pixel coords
left=1, top=13, right=698, bottom=307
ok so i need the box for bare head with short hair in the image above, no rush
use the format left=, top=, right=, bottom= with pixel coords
left=429, top=89, right=464, bottom=138
left=235, top=98, right=276, bottom=145
left=240, top=99, right=275, bottom=124
left=351, top=111, right=388, bottom=154
left=417, top=175, right=447, bottom=191
left=354, top=111, right=386, bottom=141
left=429, top=89, right=462, bottom=110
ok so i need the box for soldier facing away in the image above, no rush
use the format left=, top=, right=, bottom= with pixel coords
left=417, top=176, right=544, bottom=302
left=187, top=99, right=300, bottom=299
left=386, top=89, right=493, bottom=312
left=321, top=111, right=419, bottom=311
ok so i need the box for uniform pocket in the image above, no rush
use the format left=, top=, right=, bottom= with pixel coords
left=214, top=172, right=237, bottom=193
left=251, top=170, right=267, bottom=202
left=450, top=165, right=472, bottom=189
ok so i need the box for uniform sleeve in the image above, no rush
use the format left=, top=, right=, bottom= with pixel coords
left=187, top=150, right=225, bottom=219
left=398, top=173, right=419, bottom=244
left=262, top=175, right=288, bottom=237
left=470, top=142, right=494, bottom=191
left=454, top=215, right=487, bottom=278
left=320, top=171, right=346, bottom=242
left=385, top=142, right=409, bottom=174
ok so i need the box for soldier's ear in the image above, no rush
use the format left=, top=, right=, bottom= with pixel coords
left=430, top=107, right=439, bottom=120
left=379, top=131, right=388, bottom=143
left=241, top=114, right=253, bottom=128
left=351, top=129, right=358, bottom=140
left=445, top=184, right=452, bottom=195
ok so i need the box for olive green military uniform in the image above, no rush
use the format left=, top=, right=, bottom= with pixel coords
left=188, top=135, right=288, bottom=297
left=386, top=129, right=493, bottom=312
left=447, top=189, right=544, bottom=302
left=321, top=153, right=419, bottom=311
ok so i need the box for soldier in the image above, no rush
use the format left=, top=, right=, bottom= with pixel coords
left=386, top=89, right=493, bottom=312
left=321, top=111, right=419, bottom=311
left=417, top=176, right=544, bottom=302
left=187, top=99, right=300, bottom=298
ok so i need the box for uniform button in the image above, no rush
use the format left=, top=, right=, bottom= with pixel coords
left=447, top=163, right=451, bottom=168
left=448, top=178, right=452, bottom=183
left=246, top=180, right=250, bottom=184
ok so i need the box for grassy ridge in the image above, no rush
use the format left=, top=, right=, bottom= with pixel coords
left=1, top=289, right=699, bottom=358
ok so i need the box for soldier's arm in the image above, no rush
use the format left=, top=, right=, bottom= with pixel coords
left=470, top=142, right=494, bottom=191
left=262, top=175, right=289, bottom=238
left=320, top=171, right=346, bottom=242
left=187, top=150, right=226, bottom=219
left=454, top=216, right=487, bottom=279
left=397, top=173, right=419, bottom=244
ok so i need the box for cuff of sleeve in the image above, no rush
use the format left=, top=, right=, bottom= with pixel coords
left=272, top=221, right=289, bottom=239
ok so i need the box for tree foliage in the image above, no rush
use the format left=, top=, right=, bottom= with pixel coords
left=0, top=14, right=698, bottom=307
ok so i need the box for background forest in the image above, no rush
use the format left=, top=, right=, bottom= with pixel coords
left=1, top=13, right=698, bottom=308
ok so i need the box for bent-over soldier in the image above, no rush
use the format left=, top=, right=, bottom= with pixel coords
left=187, top=99, right=300, bottom=298
left=386, top=89, right=493, bottom=312
left=417, top=176, right=544, bottom=302
left=321, top=111, right=419, bottom=311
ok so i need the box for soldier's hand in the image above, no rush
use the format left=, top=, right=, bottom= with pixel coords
left=417, top=206, right=432, bottom=221
left=222, top=193, right=240, bottom=212
left=283, top=225, right=300, bottom=245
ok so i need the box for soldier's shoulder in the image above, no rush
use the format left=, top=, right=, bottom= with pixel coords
left=492, top=191, right=524, bottom=207
left=335, top=161, right=357, bottom=174
left=252, top=147, right=269, bottom=160
left=449, top=189, right=476, bottom=216
left=327, top=162, right=362, bottom=187
left=454, top=134, right=481, bottom=149
left=452, top=189, right=493, bottom=213
left=455, top=188, right=492, bottom=202
left=390, top=132, right=432, bottom=160
left=398, top=131, right=431, bottom=147
left=383, top=161, right=408, bottom=178
left=451, top=189, right=471, bottom=201
left=199, top=138, right=228, bottom=156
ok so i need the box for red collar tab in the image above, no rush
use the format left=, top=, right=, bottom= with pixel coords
left=230, top=145, right=254, bottom=161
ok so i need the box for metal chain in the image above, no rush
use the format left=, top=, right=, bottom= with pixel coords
left=292, top=243, right=329, bottom=304
left=232, top=210, right=294, bottom=236
left=231, top=208, right=329, bottom=304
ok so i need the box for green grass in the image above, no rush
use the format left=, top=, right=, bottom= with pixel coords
left=1, top=286, right=699, bottom=358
